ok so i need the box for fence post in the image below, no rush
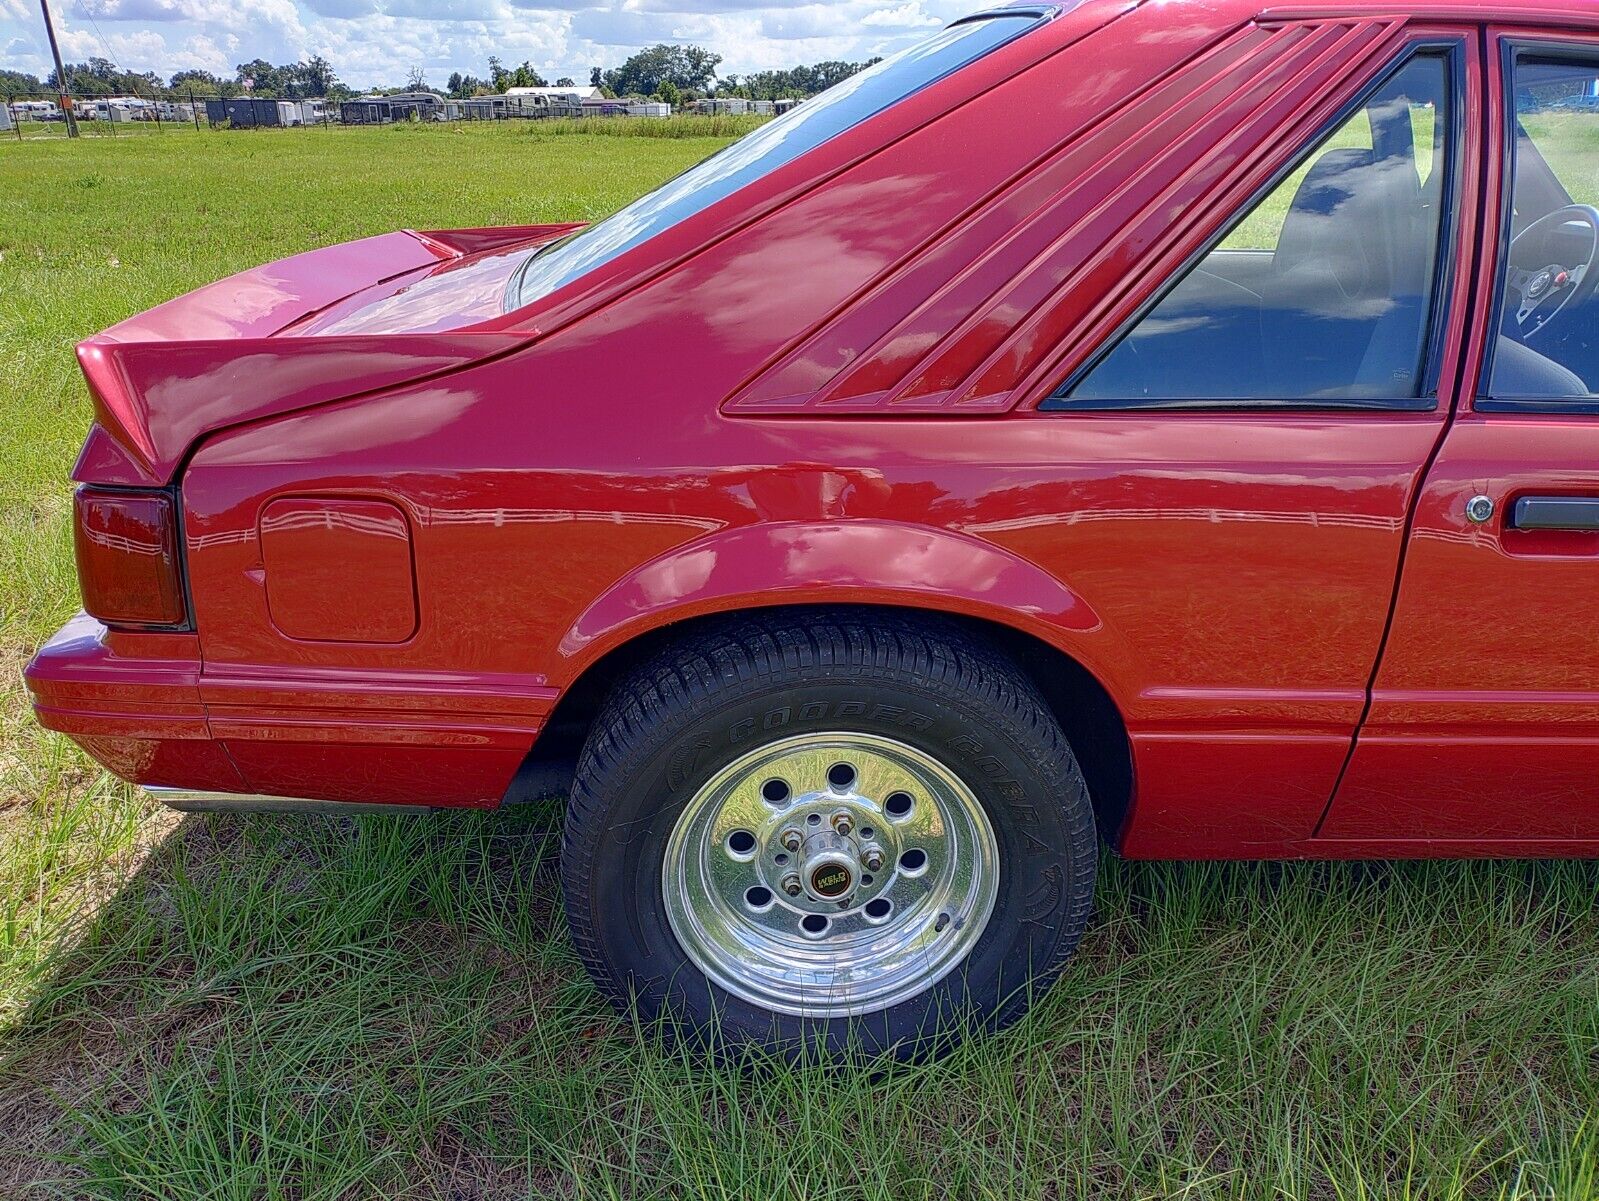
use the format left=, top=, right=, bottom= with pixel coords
left=190, top=89, right=200, bottom=131
left=11, top=96, right=22, bottom=142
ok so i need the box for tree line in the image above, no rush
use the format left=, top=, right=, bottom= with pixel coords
left=2, top=44, right=878, bottom=103
left=0, top=55, right=348, bottom=100
left=586, top=45, right=881, bottom=103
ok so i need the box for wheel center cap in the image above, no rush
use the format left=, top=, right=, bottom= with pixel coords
left=798, top=829, right=856, bottom=901
left=809, top=861, right=853, bottom=899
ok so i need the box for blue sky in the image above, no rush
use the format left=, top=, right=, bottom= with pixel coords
left=0, top=0, right=979, bottom=91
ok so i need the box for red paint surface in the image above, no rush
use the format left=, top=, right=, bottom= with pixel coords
left=25, top=0, right=1599, bottom=853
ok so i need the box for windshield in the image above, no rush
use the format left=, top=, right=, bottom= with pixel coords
left=506, top=7, right=1054, bottom=310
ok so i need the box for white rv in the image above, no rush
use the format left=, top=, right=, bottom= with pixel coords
left=9, top=100, right=60, bottom=121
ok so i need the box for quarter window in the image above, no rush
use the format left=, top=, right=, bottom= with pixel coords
left=1057, top=54, right=1453, bottom=409
left=506, top=9, right=1053, bottom=311
left=1485, top=55, right=1599, bottom=405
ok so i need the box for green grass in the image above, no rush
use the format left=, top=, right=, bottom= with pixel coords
left=1, top=124, right=1597, bottom=1200
left=523, top=113, right=770, bottom=140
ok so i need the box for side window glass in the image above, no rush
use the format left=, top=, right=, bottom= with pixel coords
left=1487, top=56, right=1599, bottom=404
left=1058, top=54, right=1452, bottom=408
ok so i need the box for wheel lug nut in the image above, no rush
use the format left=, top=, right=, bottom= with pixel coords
left=780, top=828, right=803, bottom=853
left=861, top=845, right=885, bottom=872
left=781, top=874, right=803, bottom=897
left=830, top=810, right=853, bottom=837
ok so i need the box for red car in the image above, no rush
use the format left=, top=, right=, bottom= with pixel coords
left=28, top=0, right=1599, bottom=1057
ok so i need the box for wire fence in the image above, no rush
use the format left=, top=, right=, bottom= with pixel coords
left=2, top=90, right=782, bottom=142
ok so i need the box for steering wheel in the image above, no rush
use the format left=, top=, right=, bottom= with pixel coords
left=1506, top=204, right=1599, bottom=341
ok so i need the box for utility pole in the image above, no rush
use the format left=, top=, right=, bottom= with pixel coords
left=38, top=0, right=78, bottom=137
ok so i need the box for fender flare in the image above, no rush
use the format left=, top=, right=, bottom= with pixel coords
left=556, top=520, right=1127, bottom=695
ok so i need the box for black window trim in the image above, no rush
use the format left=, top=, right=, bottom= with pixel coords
left=1041, top=40, right=1468, bottom=415
left=1477, top=39, right=1599, bottom=417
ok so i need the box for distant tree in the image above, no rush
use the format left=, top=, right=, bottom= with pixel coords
left=169, top=68, right=228, bottom=96
left=589, top=66, right=603, bottom=88
left=603, top=44, right=719, bottom=97
left=509, top=61, right=547, bottom=88
left=48, top=58, right=162, bottom=96
left=487, top=56, right=510, bottom=92
left=727, top=57, right=880, bottom=101
left=405, top=65, right=427, bottom=91
left=656, top=79, right=680, bottom=107
left=554, top=76, right=575, bottom=87
left=0, top=68, right=45, bottom=96
left=234, top=57, right=285, bottom=94
left=299, top=54, right=339, bottom=97
left=443, top=72, right=488, bottom=97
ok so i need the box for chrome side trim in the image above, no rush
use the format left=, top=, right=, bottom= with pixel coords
left=146, top=786, right=433, bottom=815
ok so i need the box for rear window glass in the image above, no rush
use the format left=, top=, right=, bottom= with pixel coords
left=506, top=7, right=1054, bottom=310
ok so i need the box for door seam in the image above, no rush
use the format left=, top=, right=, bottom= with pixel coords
left=1310, top=26, right=1493, bottom=838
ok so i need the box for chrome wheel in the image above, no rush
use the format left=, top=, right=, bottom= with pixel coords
left=661, top=731, right=1000, bottom=1018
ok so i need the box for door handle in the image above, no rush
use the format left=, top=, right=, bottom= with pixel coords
left=1511, top=496, right=1599, bottom=531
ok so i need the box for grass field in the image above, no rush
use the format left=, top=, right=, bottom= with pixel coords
left=1, top=122, right=1597, bottom=1200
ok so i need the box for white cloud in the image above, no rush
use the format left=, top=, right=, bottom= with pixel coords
left=0, top=0, right=975, bottom=88
left=860, top=1, right=940, bottom=27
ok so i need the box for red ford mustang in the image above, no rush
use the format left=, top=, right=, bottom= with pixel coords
left=27, top=0, right=1599, bottom=1057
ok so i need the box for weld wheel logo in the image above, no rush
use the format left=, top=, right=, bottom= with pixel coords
left=811, top=866, right=851, bottom=897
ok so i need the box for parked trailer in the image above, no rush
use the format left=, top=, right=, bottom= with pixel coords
left=627, top=102, right=671, bottom=117
left=505, top=85, right=596, bottom=118
left=340, top=99, right=392, bottom=125
left=502, top=93, right=574, bottom=119
left=697, top=97, right=749, bottom=115
left=461, top=96, right=506, bottom=120
left=78, top=97, right=152, bottom=122
left=0, top=104, right=11, bottom=133
left=541, top=95, right=585, bottom=119
left=385, top=92, right=447, bottom=121
left=223, top=97, right=286, bottom=128
left=10, top=100, right=60, bottom=121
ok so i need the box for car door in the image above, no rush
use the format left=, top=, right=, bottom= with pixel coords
left=1321, top=30, right=1599, bottom=845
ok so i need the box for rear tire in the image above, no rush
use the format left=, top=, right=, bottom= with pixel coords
left=560, top=611, right=1097, bottom=1059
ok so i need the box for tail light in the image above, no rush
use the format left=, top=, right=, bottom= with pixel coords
left=73, top=487, right=188, bottom=629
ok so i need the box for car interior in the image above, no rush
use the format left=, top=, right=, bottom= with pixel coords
left=1066, top=54, right=1599, bottom=405
left=1491, top=59, right=1599, bottom=399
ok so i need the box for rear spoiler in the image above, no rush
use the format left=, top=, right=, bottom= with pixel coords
left=71, top=225, right=578, bottom=486
left=74, top=331, right=525, bottom=486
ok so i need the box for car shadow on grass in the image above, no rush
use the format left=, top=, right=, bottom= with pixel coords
left=0, top=804, right=1595, bottom=1199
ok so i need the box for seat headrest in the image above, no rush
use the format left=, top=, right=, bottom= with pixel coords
left=1276, top=148, right=1423, bottom=299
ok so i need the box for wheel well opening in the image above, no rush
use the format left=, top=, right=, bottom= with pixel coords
left=508, top=604, right=1134, bottom=845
